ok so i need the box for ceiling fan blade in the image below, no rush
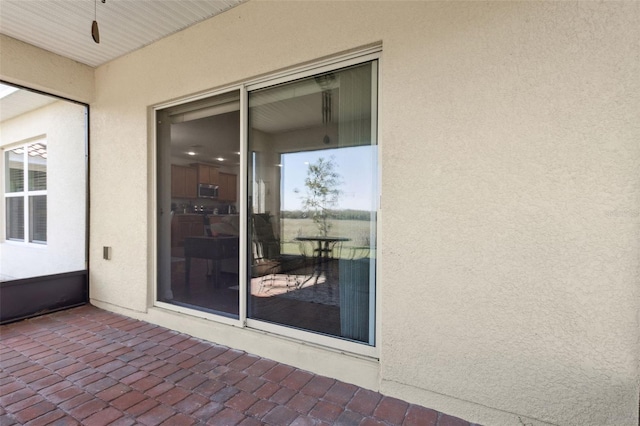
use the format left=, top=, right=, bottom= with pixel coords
left=92, top=20, right=100, bottom=43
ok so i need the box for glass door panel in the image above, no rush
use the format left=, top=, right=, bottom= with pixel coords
left=157, top=90, right=241, bottom=318
left=248, top=61, right=378, bottom=345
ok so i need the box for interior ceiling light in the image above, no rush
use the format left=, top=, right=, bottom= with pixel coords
left=187, top=151, right=196, bottom=156
left=92, top=0, right=106, bottom=44
left=216, top=157, right=225, bottom=162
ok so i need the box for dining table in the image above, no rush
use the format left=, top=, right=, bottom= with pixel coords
left=183, top=235, right=239, bottom=292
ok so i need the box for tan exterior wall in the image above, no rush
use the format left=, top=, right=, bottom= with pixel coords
left=0, top=35, right=94, bottom=104
left=3, top=2, right=639, bottom=425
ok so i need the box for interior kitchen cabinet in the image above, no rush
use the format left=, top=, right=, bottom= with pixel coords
left=197, top=163, right=219, bottom=185
left=218, top=172, right=237, bottom=202
left=171, top=164, right=197, bottom=198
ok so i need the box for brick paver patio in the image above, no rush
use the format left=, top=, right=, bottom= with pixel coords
left=0, top=305, right=477, bottom=425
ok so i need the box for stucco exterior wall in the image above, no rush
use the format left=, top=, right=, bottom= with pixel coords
left=0, top=101, right=88, bottom=279
left=376, top=3, right=640, bottom=425
left=0, top=34, right=94, bottom=104
left=8, top=1, right=638, bottom=425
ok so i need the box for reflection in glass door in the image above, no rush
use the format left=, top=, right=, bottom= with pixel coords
left=248, top=61, right=378, bottom=345
left=157, top=90, right=241, bottom=318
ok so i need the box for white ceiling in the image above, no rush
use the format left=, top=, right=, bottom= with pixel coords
left=0, top=0, right=245, bottom=68
left=0, top=1, right=360, bottom=168
left=0, top=0, right=246, bottom=146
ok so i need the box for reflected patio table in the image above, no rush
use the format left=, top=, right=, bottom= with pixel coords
left=295, top=236, right=350, bottom=287
left=296, top=236, right=350, bottom=260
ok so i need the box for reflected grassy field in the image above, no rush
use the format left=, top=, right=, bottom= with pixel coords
left=279, top=218, right=374, bottom=258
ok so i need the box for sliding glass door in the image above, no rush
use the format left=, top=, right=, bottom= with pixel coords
left=247, top=61, right=378, bottom=345
left=156, top=55, right=379, bottom=348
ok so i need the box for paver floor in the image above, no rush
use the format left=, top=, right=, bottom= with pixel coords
left=0, top=305, right=476, bottom=425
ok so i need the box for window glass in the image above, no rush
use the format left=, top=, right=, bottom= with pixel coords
left=28, top=142, right=47, bottom=191
left=248, top=61, right=377, bottom=345
left=156, top=90, right=241, bottom=318
left=5, top=149, right=24, bottom=192
left=6, top=197, right=24, bottom=240
left=29, top=195, right=47, bottom=243
left=4, top=142, right=48, bottom=244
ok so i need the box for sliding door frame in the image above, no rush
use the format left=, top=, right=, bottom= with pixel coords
left=152, top=46, right=381, bottom=358
left=244, top=50, right=380, bottom=358
left=152, top=85, right=246, bottom=328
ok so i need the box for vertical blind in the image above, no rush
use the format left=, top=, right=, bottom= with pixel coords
left=6, top=197, right=24, bottom=240
left=30, top=195, right=47, bottom=243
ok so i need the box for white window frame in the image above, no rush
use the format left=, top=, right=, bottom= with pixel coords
left=4, top=139, right=48, bottom=245
left=152, top=46, right=381, bottom=359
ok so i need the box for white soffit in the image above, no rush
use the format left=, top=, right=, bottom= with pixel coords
left=0, top=0, right=246, bottom=68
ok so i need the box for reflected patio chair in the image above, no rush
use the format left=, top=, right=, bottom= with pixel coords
left=251, top=214, right=305, bottom=292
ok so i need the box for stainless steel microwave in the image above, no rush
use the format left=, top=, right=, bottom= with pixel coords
left=198, top=183, right=219, bottom=199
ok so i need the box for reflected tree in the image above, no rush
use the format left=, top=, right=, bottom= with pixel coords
left=295, top=156, right=342, bottom=236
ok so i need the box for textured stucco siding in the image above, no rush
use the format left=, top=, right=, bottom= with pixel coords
left=0, top=35, right=94, bottom=104
left=377, top=3, right=640, bottom=425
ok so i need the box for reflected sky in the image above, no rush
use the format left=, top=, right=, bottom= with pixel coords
left=281, top=145, right=377, bottom=211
